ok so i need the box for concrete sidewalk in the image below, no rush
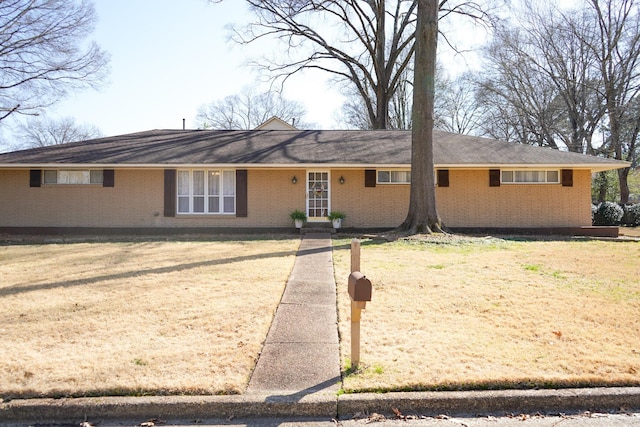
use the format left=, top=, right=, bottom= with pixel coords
left=246, top=232, right=341, bottom=397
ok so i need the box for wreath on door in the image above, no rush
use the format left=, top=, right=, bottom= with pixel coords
left=313, top=183, right=325, bottom=197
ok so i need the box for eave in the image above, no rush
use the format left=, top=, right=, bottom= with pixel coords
left=0, top=161, right=629, bottom=173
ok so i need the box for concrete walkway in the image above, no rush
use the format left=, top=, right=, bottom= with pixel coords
left=246, top=232, right=341, bottom=398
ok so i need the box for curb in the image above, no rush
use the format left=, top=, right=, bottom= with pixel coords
left=0, top=394, right=336, bottom=424
left=339, top=387, right=640, bottom=417
left=2, top=388, right=640, bottom=424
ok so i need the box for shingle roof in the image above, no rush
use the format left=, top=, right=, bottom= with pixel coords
left=0, top=129, right=627, bottom=171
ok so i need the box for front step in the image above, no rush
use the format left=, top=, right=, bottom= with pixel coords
left=300, top=222, right=336, bottom=234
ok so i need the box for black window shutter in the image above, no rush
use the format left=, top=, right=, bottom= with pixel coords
left=489, top=169, right=501, bottom=187
left=562, top=169, right=573, bottom=187
left=30, top=170, right=41, bottom=187
left=365, top=169, right=377, bottom=187
left=103, top=169, right=115, bottom=187
left=236, top=169, right=248, bottom=217
left=437, top=169, right=449, bottom=187
left=164, top=169, right=176, bottom=217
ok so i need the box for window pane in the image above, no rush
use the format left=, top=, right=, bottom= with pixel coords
left=90, top=170, right=103, bottom=184
left=178, top=197, right=189, bottom=213
left=502, top=171, right=513, bottom=182
left=391, top=171, right=410, bottom=183
left=178, top=171, right=190, bottom=195
left=223, top=171, right=235, bottom=196
left=193, top=171, right=205, bottom=195
left=223, top=196, right=235, bottom=213
left=515, top=170, right=545, bottom=183
left=43, top=170, right=57, bottom=184
left=59, top=170, right=90, bottom=184
left=547, top=170, right=559, bottom=183
left=208, top=197, right=220, bottom=213
left=193, top=196, right=205, bottom=213
left=378, top=171, right=390, bottom=183
left=208, top=170, right=220, bottom=195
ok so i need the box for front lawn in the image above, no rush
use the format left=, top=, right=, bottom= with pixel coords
left=0, top=237, right=299, bottom=399
left=333, top=235, right=640, bottom=392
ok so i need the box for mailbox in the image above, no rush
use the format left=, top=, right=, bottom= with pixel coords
left=348, top=271, right=372, bottom=302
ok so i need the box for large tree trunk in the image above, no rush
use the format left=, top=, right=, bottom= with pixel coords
left=374, top=0, right=388, bottom=130
left=618, top=167, right=630, bottom=204
left=399, top=0, right=443, bottom=234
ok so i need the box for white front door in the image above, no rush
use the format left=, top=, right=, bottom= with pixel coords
left=307, top=171, right=330, bottom=221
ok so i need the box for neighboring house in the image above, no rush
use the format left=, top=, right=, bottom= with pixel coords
left=254, top=116, right=298, bottom=130
left=0, top=128, right=629, bottom=235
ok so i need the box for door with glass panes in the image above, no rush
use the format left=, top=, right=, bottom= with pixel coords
left=307, top=171, right=330, bottom=221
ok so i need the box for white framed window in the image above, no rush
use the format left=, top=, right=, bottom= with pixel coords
left=501, top=170, right=560, bottom=184
left=377, top=170, right=411, bottom=184
left=177, top=169, right=236, bottom=214
left=43, top=170, right=103, bottom=185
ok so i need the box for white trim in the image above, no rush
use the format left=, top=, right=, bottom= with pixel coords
left=42, top=169, right=104, bottom=185
left=376, top=169, right=411, bottom=184
left=306, top=169, right=331, bottom=222
left=0, top=162, right=629, bottom=173
left=501, top=169, right=561, bottom=184
left=176, top=168, right=236, bottom=215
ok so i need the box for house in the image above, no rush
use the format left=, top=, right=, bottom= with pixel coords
left=0, top=128, right=629, bottom=235
left=254, top=116, right=298, bottom=130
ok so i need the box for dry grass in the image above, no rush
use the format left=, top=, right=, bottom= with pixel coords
left=333, top=234, right=640, bottom=392
left=0, top=236, right=299, bottom=399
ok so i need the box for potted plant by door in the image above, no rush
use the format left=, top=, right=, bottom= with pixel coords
left=328, top=211, right=346, bottom=229
left=289, top=209, right=307, bottom=229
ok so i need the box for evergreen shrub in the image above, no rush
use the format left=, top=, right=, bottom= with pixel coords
left=593, top=202, right=624, bottom=226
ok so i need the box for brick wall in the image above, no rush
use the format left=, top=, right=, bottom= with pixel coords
left=0, top=168, right=592, bottom=229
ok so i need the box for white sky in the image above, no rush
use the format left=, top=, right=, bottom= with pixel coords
left=49, top=0, right=347, bottom=136
left=1, top=0, right=495, bottom=143
left=0, top=0, right=585, bottom=144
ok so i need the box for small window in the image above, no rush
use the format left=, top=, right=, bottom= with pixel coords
left=501, top=169, right=560, bottom=184
left=377, top=170, right=410, bottom=184
left=43, top=170, right=58, bottom=184
left=90, top=170, right=103, bottom=184
left=43, top=170, right=103, bottom=185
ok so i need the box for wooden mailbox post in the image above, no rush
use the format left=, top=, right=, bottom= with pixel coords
left=348, top=238, right=372, bottom=369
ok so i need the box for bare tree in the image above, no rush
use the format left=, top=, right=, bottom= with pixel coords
left=476, top=1, right=605, bottom=153
left=338, top=65, right=413, bottom=130
left=196, top=87, right=308, bottom=130
left=0, top=0, right=110, bottom=122
left=584, top=0, right=640, bottom=204
left=399, top=0, right=443, bottom=233
left=234, top=0, right=417, bottom=130
left=17, top=116, right=103, bottom=148
left=434, top=71, right=484, bottom=134
left=230, top=0, right=494, bottom=130
left=338, top=86, right=374, bottom=130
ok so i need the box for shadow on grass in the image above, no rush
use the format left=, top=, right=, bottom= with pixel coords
left=0, top=232, right=300, bottom=247
left=1, top=235, right=350, bottom=298
left=0, top=248, right=297, bottom=297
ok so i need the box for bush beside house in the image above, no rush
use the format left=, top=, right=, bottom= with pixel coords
left=592, top=202, right=640, bottom=226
